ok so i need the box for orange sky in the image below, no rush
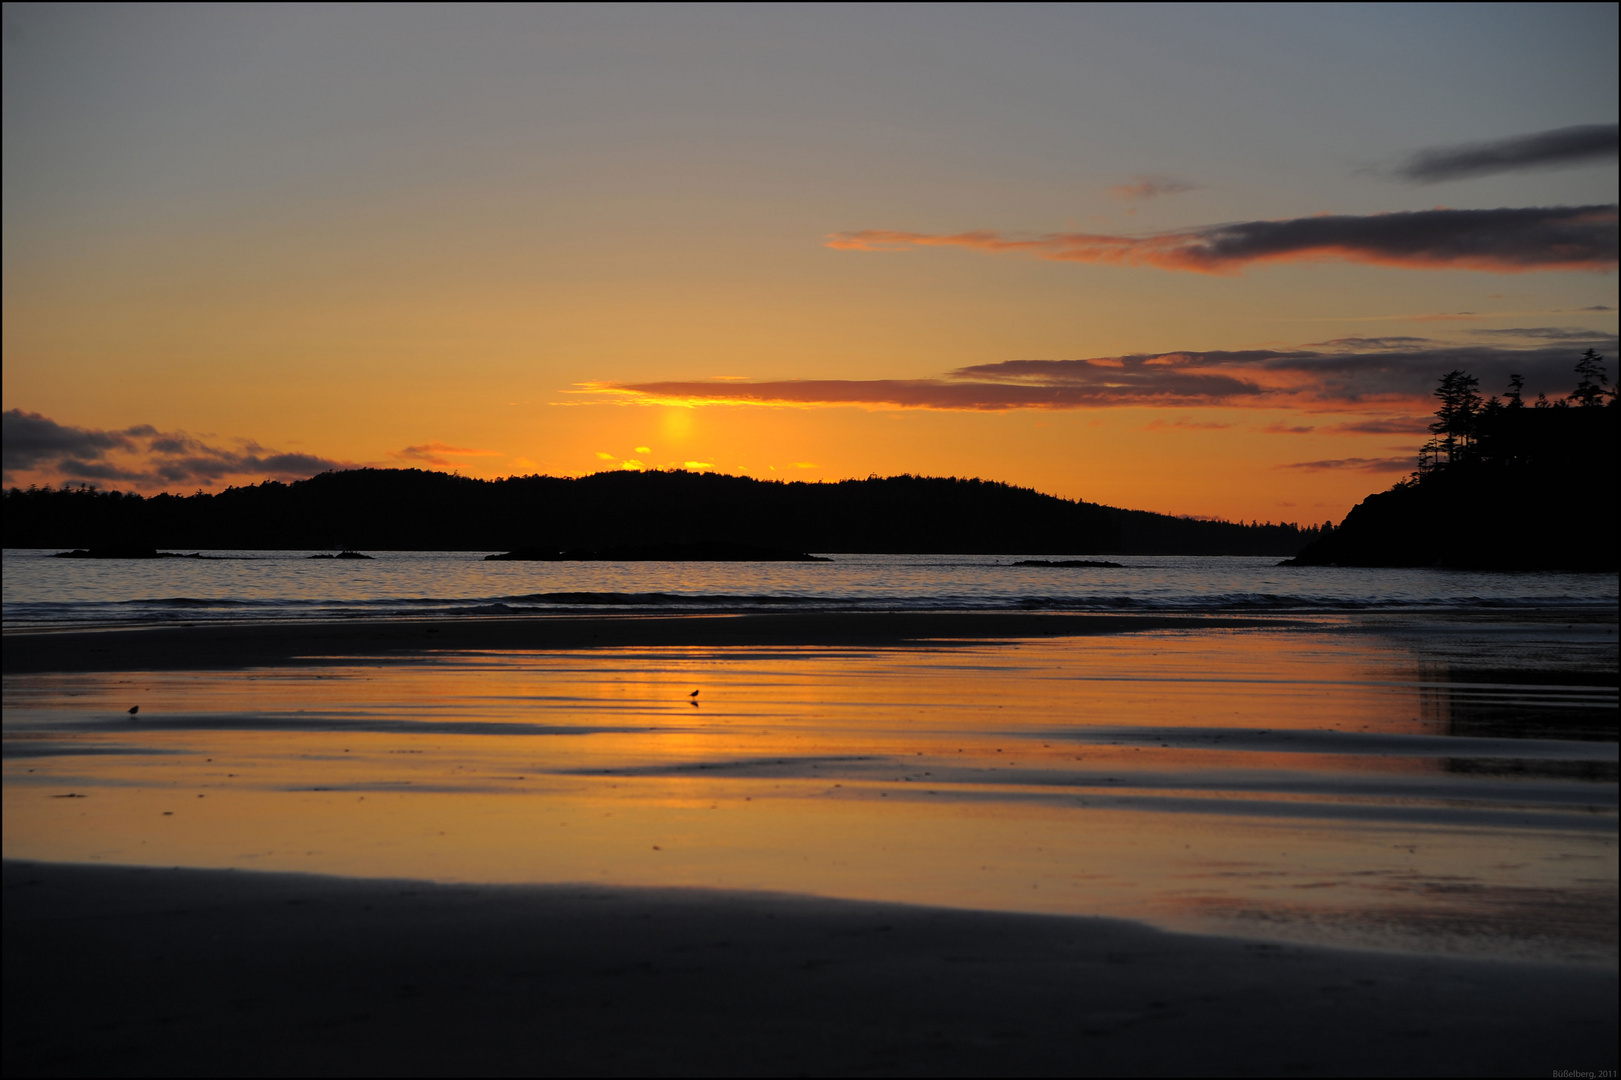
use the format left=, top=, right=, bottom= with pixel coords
left=3, top=6, right=1616, bottom=523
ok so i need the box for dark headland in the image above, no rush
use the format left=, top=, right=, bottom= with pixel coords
left=5, top=471, right=1321, bottom=556
left=1288, top=354, right=1617, bottom=570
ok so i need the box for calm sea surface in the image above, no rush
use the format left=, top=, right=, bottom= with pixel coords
left=3, top=550, right=1615, bottom=628
left=6, top=550, right=1616, bottom=961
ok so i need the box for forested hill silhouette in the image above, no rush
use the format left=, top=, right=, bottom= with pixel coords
left=4, top=471, right=1322, bottom=556
left=1288, top=350, right=1618, bottom=570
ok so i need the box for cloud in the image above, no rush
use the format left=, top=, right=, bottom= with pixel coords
left=1251, top=336, right=1619, bottom=401
left=826, top=205, right=1618, bottom=274
left=2, top=409, right=347, bottom=489
left=586, top=374, right=1268, bottom=411
left=575, top=335, right=1618, bottom=413
left=1401, top=311, right=1481, bottom=322
left=1324, top=416, right=1432, bottom=435
left=50, top=459, right=152, bottom=483
left=1260, top=423, right=1315, bottom=434
left=1, top=410, right=134, bottom=472
left=1280, top=457, right=1414, bottom=473
left=1392, top=124, right=1619, bottom=183
left=1143, top=418, right=1235, bottom=431
left=1471, top=326, right=1616, bottom=341
left=390, top=441, right=501, bottom=468
left=1108, top=175, right=1197, bottom=201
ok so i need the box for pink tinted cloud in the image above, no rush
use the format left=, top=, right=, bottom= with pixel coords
left=390, top=441, right=502, bottom=468
left=826, top=205, right=1618, bottom=275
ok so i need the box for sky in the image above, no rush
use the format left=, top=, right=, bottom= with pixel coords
left=3, top=3, right=1617, bottom=523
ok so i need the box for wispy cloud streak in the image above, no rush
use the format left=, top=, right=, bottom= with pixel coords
left=827, top=205, right=1618, bottom=274
left=1108, top=175, right=1196, bottom=201
left=602, top=372, right=1267, bottom=411
left=390, top=441, right=501, bottom=468
left=1280, top=457, right=1413, bottom=473
left=1393, top=124, right=1619, bottom=183
left=578, top=336, right=1617, bottom=413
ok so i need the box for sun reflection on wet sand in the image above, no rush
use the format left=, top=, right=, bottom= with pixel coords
left=5, top=628, right=1615, bottom=963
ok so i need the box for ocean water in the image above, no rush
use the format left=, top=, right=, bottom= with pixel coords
left=5, top=547, right=1618, bottom=961
left=3, top=550, right=1616, bottom=628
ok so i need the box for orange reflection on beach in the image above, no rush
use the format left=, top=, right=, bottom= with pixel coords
left=5, top=630, right=1616, bottom=961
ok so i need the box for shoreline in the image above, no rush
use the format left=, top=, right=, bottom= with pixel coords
left=5, top=859, right=1615, bottom=1077
left=1, top=611, right=1296, bottom=674
left=6, top=604, right=1614, bottom=676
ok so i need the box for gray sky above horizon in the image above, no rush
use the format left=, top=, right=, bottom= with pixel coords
left=3, top=3, right=1617, bottom=519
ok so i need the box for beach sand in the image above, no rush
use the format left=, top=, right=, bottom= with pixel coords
left=5, top=859, right=1615, bottom=1078
left=4, top=612, right=1615, bottom=1075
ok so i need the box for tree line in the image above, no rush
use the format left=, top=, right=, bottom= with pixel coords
left=3, top=470, right=1325, bottom=555
left=1419, top=348, right=1615, bottom=475
left=1286, top=350, right=1617, bottom=569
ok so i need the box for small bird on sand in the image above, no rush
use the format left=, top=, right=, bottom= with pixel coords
left=689, top=690, right=699, bottom=698
left=128, top=706, right=139, bottom=715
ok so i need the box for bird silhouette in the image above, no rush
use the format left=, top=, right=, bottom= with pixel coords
left=690, top=690, right=699, bottom=698
left=128, top=706, right=139, bottom=716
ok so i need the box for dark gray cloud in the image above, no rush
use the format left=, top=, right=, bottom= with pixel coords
left=1249, top=337, right=1617, bottom=402
left=1393, top=124, right=1619, bottom=183
left=2, top=410, right=134, bottom=472
left=1279, top=457, right=1413, bottom=473
left=2, top=409, right=347, bottom=489
left=51, top=459, right=151, bottom=482
left=828, top=205, right=1618, bottom=273
left=617, top=371, right=1267, bottom=411
left=1472, top=326, right=1616, bottom=341
left=603, top=336, right=1616, bottom=412
left=954, top=337, right=1617, bottom=403
left=1325, top=417, right=1433, bottom=435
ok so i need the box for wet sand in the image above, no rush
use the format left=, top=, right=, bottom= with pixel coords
left=5, top=613, right=1615, bottom=1075
left=1, top=612, right=1284, bottom=674
left=7, top=624, right=1616, bottom=958
left=5, top=860, right=1615, bottom=1078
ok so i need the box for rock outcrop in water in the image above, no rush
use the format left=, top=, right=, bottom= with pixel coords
left=51, top=546, right=214, bottom=559
left=1010, top=559, right=1125, bottom=568
left=486, top=543, right=828, bottom=562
